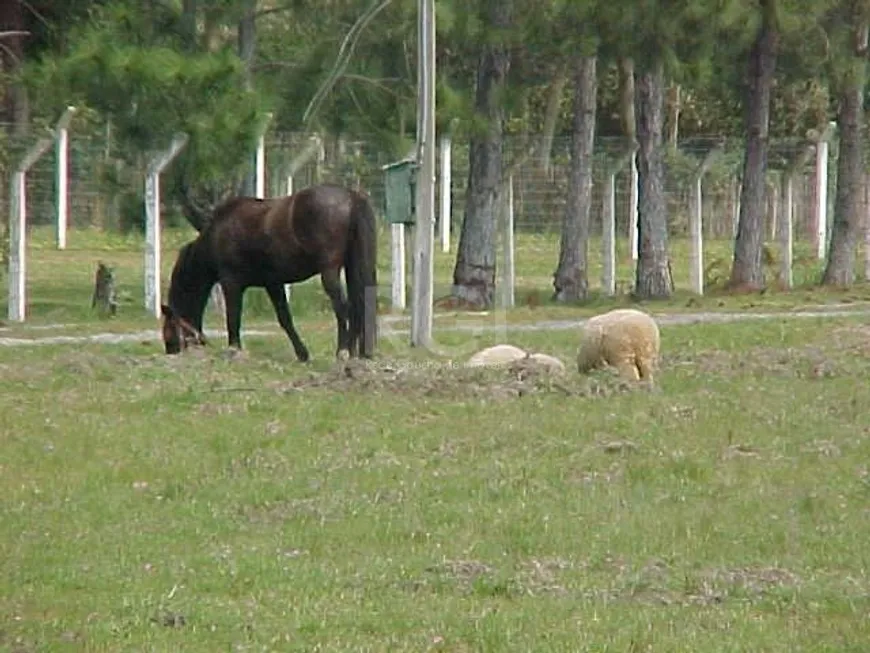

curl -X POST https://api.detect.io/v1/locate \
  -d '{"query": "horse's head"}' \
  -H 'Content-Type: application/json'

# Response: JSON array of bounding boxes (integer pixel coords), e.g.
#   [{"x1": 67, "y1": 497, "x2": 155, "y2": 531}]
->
[{"x1": 161, "y1": 303, "x2": 208, "y2": 354}]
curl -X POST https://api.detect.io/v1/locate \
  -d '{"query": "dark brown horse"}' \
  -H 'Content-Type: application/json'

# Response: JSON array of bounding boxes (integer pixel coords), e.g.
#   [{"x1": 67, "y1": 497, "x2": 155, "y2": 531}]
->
[{"x1": 160, "y1": 183, "x2": 378, "y2": 360}]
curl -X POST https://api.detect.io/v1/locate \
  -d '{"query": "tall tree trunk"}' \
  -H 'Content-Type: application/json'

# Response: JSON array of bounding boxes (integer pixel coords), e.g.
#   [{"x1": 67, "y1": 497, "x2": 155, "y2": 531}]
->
[
  {"x1": 537, "y1": 63, "x2": 568, "y2": 175},
  {"x1": 238, "y1": 0, "x2": 257, "y2": 196},
  {"x1": 618, "y1": 58, "x2": 636, "y2": 140},
  {"x1": 0, "y1": 0, "x2": 28, "y2": 136},
  {"x1": 729, "y1": 0, "x2": 778, "y2": 290},
  {"x1": 553, "y1": 55, "x2": 597, "y2": 302},
  {"x1": 633, "y1": 58, "x2": 673, "y2": 299},
  {"x1": 822, "y1": 17, "x2": 868, "y2": 286},
  {"x1": 451, "y1": 0, "x2": 512, "y2": 308},
  {"x1": 181, "y1": 0, "x2": 198, "y2": 51},
  {"x1": 203, "y1": 8, "x2": 221, "y2": 51},
  {"x1": 665, "y1": 83, "x2": 681, "y2": 148}
]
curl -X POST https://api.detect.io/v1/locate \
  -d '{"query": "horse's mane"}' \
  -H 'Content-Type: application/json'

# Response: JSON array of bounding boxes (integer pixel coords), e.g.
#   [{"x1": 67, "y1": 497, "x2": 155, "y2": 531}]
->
[{"x1": 209, "y1": 195, "x2": 270, "y2": 228}]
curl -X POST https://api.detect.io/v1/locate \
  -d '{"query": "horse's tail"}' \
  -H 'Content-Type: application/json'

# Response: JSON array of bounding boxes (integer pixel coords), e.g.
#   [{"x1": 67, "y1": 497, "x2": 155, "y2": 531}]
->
[{"x1": 345, "y1": 192, "x2": 378, "y2": 358}]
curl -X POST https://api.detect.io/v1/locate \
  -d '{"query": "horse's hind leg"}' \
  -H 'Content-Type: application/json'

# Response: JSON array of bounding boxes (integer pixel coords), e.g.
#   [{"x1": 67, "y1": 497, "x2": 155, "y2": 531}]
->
[
  {"x1": 265, "y1": 284, "x2": 309, "y2": 362},
  {"x1": 320, "y1": 268, "x2": 351, "y2": 359}
]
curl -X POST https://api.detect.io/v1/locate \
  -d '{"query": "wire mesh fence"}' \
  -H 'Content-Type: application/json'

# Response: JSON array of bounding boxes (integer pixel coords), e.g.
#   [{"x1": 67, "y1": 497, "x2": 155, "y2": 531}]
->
[
  {"x1": 0, "y1": 121, "x2": 856, "y2": 317},
  {"x1": 0, "y1": 125, "x2": 835, "y2": 237}
]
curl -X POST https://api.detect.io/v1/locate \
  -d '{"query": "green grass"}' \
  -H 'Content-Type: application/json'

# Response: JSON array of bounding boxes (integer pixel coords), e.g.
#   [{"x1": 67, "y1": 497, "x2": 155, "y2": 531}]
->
[
  {"x1": 4, "y1": 225, "x2": 870, "y2": 341},
  {"x1": 3, "y1": 312, "x2": 870, "y2": 651}
]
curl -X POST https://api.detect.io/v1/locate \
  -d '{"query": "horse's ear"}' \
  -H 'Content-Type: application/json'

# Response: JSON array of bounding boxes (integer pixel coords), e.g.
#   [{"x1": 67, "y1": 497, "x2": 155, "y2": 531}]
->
[{"x1": 161, "y1": 304, "x2": 173, "y2": 318}]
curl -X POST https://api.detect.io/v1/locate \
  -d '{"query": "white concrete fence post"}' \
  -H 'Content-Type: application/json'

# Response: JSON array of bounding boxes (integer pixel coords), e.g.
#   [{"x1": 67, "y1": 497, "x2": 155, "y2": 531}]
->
[
  {"x1": 144, "y1": 133, "x2": 189, "y2": 318},
  {"x1": 7, "y1": 106, "x2": 77, "y2": 322},
  {"x1": 629, "y1": 151, "x2": 639, "y2": 261},
  {"x1": 689, "y1": 144, "x2": 724, "y2": 296},
  {"x1": 7, "y1": 135, "x2": 53, "y2": 322},
  {"x1": 499, "y1": 175, "x2": 515, "y2": 309},
  {"x1": 779, "y1": 143, "x2": 816, "y2": 289},
  {"x1": 602, "y1": 140, "x2": 638, "y2": 296},
  {"x1": 439, "y1": 135, "x2": 451, "y2": 254},
  {"x1": 814, "y1": 121, "x2": 837, "y2": 260},
  {"x1": 55, "y1": 106, "x2": 76, "y2": 250}
]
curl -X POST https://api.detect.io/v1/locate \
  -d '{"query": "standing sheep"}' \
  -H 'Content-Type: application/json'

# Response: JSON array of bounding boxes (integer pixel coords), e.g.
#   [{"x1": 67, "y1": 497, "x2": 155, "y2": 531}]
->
[{"x1": 576, "y1": 308, "x2": 660, "y2": 382}]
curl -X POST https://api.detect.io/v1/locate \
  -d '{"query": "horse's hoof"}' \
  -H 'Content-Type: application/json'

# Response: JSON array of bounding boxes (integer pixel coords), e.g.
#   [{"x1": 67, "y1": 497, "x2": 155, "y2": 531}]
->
[
  {"x1": 296, "y1": 349, "x2": 310, "y2": 363},
  {"x1": 221, "y1": 347, "x2": 246, "y2": 361},
  {"x1": 336, "y1": 349, "x2": 350, "y2": 362}
]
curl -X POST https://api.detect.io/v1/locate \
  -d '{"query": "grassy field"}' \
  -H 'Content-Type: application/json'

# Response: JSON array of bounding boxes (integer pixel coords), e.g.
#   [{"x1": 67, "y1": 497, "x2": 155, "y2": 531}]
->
[
  {"x1": 4, "y1": 225, "x2": 870, "y2": 651},
  {"x1": 4, "y1": 225, "x2": 870, "y2": 342},
  {"x1": 3, "y1": 311, "x2": 870, "y2": 651}
]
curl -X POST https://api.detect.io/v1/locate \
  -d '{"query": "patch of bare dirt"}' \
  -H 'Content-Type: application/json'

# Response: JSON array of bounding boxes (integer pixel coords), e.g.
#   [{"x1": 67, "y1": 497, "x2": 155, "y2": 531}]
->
[
  {"x1": 683, "y1": 566, "x2": 801, "y2": 605},
  {"x1": 421, "y1": 558, "x2": 572, "y2": 597},
  {"x1": 239, "y1": 497, "x2": 327, "y2": 525},
  {"x1": 271, "y1": 357, "x2": 642, "y2": 402},
  {"x1": 581, "y1": 560, "x2": 801, "y2": 607}
]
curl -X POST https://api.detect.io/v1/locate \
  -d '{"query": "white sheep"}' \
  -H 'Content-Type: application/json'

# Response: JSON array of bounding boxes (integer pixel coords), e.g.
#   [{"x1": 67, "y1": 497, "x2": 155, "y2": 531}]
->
[
  {"x1": 526, "y1": 352, "x2": 566, "y2": 374},
  {"x1": 467, "y1": 345, "x2": 567, "y2": 374},
  {"x1": 576, "y1": 308, "x2": 660, "y2": 382},
  {"x1": 467, "y1": 344, "x2": 528, "y2": 368}
]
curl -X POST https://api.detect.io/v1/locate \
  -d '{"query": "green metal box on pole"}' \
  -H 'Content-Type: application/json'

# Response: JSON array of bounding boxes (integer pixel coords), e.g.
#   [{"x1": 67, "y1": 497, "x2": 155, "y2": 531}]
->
[{"x1": 382, "y1": 158, "x2": 418, "y2": 225}]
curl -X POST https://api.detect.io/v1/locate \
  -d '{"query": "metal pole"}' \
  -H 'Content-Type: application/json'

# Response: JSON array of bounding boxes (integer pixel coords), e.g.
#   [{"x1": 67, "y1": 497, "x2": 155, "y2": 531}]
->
[{"x1": 410, "y1": 0, "x2": 436, "y2": 347}]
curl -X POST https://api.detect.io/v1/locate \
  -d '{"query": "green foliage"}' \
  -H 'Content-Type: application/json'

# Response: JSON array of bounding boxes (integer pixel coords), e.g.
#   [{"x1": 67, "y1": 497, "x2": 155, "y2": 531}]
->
[{"x1": 22, "y1": 1, "x2": 269, "y2": 208}]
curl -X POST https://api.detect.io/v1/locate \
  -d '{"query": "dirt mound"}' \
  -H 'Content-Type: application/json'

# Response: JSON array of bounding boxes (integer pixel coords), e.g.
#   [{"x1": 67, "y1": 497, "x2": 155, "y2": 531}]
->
[{"x1": 273, "y1": 357, "x2": 642, "y2": 401}]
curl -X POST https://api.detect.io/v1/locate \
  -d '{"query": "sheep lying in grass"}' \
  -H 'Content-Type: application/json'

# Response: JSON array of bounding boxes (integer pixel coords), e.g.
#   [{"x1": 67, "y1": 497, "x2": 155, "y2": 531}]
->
[
  {"x1": 467, "y1": 344, "x2": 528, "y2": 367},
  {"x1": 576, "y1": 308, "x2": 660, "y2": 383},
  {"x1": 525, "y1": 352, "x2": 566, "y2": 373},
  {"x1": 467, "y1": 345, "x2": 566, "y2": 374}
]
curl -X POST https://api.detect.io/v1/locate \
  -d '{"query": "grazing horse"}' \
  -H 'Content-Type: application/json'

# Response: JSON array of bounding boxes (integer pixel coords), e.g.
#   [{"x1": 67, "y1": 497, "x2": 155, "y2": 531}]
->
[{"x1": 160, "y1": 183, "x2": 378, "y2": 360}]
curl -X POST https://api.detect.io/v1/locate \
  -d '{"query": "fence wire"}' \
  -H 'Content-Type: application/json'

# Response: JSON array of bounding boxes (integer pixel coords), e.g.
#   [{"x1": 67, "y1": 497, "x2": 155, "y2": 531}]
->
[
  {"x1": 0, "y1": 123, "x2": 855, "y2": 305},
  {"x1": 0, "y1": 126, "x2": 838, "y2": 241}
]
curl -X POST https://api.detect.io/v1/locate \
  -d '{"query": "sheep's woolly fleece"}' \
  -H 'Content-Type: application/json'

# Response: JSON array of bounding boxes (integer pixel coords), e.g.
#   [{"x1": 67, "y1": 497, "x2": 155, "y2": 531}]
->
[
  {"x1": 467, "y1": 344, "x2": 566, "y2": 373},
  {"x1": 576, "y1": 308, "x2": 660, "y2": 382}
]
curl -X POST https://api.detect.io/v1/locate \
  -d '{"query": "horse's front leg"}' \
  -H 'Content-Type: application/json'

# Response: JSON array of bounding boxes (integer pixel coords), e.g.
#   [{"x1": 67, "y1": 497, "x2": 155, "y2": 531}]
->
[
  {"x1": 220, "y1": 280, "x2": 245, "y2": 350},
  {"x1": 265, "y1": 283, "x2": 309, "y2": 362}
]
